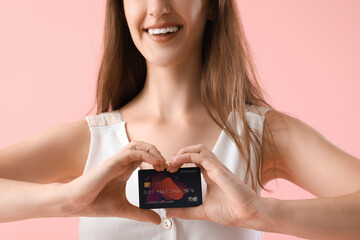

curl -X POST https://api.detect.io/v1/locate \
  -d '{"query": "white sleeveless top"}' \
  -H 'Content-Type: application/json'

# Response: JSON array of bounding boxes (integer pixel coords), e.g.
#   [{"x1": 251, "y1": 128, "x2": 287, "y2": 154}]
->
[{"x1": 79, "y1": 105, "x2": 270, "y2": 240}]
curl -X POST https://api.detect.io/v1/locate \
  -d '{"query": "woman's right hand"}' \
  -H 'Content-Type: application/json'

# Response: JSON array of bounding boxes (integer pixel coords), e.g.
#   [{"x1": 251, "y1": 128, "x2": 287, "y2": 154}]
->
[{"x1": 63, "y1": 140, "x2": 168, "y2": 225}]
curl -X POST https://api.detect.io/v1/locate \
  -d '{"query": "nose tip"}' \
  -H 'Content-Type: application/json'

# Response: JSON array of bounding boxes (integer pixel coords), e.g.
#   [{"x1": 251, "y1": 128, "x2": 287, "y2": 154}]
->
[{"x1": 148, "y1": 0, "x2": 171, "y2": 17}]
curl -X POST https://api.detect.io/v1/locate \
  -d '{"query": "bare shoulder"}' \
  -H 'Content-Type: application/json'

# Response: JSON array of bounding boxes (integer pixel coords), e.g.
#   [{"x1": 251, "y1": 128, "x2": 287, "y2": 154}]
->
[{"x1": 0, "y1": 118, "x2": 90, "y2": 183}]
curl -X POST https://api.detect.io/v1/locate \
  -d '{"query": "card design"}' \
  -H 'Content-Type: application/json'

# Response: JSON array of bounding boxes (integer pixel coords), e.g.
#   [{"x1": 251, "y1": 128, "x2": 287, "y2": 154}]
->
[{"x1": 138, "y1": 167, "x2": 203, "y2": 209}]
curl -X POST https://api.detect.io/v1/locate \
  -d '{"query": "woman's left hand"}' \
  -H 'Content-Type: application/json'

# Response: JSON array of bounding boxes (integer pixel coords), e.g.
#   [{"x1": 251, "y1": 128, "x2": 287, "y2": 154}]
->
[{"x1": 165, "y1": 144, "x2": 266, "y2": 229}]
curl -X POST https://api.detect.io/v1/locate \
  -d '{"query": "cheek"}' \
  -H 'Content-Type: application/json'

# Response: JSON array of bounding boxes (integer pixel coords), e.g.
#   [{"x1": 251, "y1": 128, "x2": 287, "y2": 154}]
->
[
  {"x1": 123, "y1": 2, "x2": 145, "y2": 45},
  {"x1": 179, "y1": 0, "x2": 208, "y2": 40},
  {"x1": 188, "y1": 0, "x2": 207, "y2": 22}
]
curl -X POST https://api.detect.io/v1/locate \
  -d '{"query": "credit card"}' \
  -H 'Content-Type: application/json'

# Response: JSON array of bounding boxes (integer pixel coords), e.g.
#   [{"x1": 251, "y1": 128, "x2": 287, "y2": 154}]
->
[{"x1": 138, "y1": 167, "x2": 203, "y2": 209}]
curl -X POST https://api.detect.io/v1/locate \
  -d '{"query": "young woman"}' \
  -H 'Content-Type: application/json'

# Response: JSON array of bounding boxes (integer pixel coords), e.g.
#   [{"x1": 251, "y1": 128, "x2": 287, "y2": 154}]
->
[{"x1": 1, "y1": 0, "x2": 359, "y2": 239}]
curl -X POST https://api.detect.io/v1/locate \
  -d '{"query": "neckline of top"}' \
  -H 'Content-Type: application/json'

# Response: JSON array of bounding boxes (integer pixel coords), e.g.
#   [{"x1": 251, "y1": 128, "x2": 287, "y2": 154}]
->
[{"x1": 116, "y1": 110, "x2": 231, "y2": 156}]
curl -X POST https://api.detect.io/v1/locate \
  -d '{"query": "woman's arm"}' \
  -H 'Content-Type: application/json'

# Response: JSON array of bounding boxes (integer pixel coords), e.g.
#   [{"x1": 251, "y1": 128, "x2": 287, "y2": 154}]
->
[
  {"x1": 0, "y1": 119, "x2": 89, "y2": 184},
  {"x1": 262, "y1": 110, "x2": 360, "y2": 198},
  {"x1": 257, "y1": 110, "x2": 360, "y2": 239},
  {"x1": 0, "y1": 140, "x2": 167, "y2": 225},
  {"x1": 0, "y1": 120, "x2": 88, "y2": 222},
  {"x1": 0, "y1": 179, "x2": 74, "y2": 222},
  {"x1": 256, "y1": 191, "x2": 360, "y2": 240}
]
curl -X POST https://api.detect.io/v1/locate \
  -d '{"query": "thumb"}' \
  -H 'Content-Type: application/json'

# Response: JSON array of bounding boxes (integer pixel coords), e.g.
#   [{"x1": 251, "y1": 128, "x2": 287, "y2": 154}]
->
[
  {"x1": 165, "y1": 206, "x2": 206, "y2": 220},
  {"x1": 121, "y1": 202, "x2": 162, "y2": 225}
]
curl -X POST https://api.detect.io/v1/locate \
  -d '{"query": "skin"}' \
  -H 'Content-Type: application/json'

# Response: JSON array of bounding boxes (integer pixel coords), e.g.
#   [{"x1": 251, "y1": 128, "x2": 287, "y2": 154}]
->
[
  {"x1": 121, "y1": 0, "x2": 222, "y2": 169},
  {"x1": 0, "y1": 0, "x2": 359, "y2": 238},
  {"x1": 122, "y1": 0, "x2": 207, "y2": 123}
]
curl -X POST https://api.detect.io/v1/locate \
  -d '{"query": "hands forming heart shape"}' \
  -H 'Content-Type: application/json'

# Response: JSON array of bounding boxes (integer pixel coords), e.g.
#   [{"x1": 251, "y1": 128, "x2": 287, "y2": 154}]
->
[{"x1": 63, "y1": 140, "x2": 266, "y2": 229}]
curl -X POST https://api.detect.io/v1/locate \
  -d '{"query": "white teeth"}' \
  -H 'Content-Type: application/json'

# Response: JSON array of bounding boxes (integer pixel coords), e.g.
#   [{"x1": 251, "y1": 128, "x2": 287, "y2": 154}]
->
[{"x1": 147, "y1": 26, "x2": 180, "y2": 35}]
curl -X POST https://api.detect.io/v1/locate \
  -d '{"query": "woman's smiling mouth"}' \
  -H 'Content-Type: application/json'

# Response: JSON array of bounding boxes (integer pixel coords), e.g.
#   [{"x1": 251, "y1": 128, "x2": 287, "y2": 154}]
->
[{"x1": 144, "y1": 24, "x2": 183, "y2": 43}]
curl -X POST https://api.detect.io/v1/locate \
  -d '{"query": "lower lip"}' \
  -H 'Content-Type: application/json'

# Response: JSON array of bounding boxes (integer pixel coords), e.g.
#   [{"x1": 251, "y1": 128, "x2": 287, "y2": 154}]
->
[{"x1": 145, "y1": 29, "x2": 181, "y2": 43}]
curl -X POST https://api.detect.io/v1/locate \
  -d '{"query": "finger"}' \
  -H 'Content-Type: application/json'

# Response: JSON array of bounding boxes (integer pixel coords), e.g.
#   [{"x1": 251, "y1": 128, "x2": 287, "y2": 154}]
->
[
  {"x1": 132, "y1": 150, "x2": 166, "y2": 171},
  {"x1": 165, "y1": 206, "x2": 207, "y2": 221},
  {"x1": 106, "y1": 151, "x2": 162, "y2": 177},
  {"x1": 128, "y1": 140, "x2": 166, "y2": 161},
  {"x1": 124, "y1": 149, "x2": 166, "y2": 171},
  {"x1": 170, "y1": 153, "x2": 243, "y2": 194},
  {"x1": 120, "y1": 202, "x2": 162, "y2": 225},
  {"x1": 167, "y1": 153, "x2": 217, "y2": 173},
  {"x1": 128, "y1": 141, "x2": 168, "y2": 170},
  {"x1": 105, "y1": 149, "x2": 166, "y2": 181},
  {"x1": 174, "y1": 144, "x2": 209, "y2": 156}
]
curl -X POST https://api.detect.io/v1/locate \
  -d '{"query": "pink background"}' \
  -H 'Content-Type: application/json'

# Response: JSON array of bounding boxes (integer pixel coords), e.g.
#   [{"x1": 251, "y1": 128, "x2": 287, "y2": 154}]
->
[{"x1": 0, "y1": 0, "x2": 359, "y2": 239}]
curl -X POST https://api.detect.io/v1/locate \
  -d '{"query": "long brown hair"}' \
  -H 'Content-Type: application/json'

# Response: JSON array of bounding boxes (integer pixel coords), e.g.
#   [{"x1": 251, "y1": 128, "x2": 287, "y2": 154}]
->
[{"x1": 87, "y1": 0, "x2": 278, "y2": 193}]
